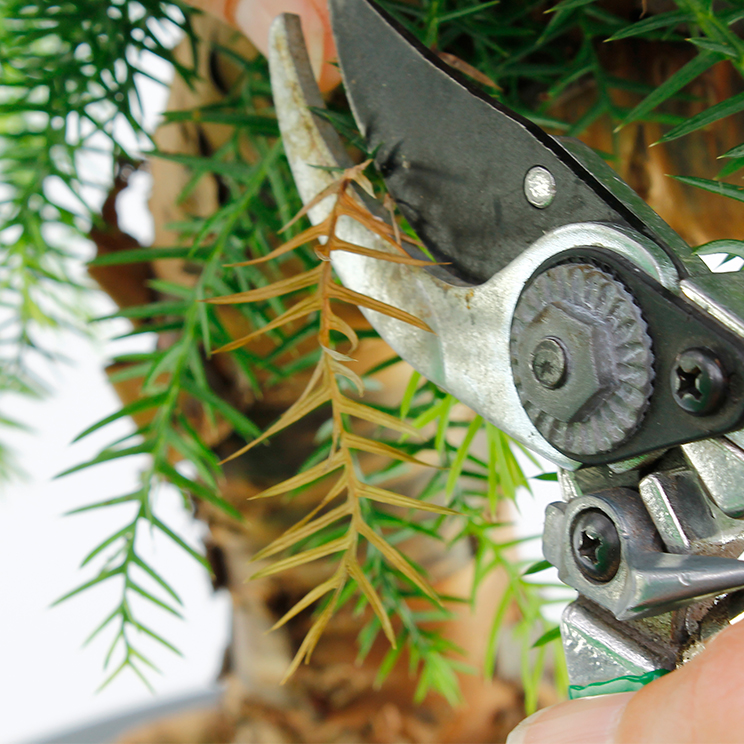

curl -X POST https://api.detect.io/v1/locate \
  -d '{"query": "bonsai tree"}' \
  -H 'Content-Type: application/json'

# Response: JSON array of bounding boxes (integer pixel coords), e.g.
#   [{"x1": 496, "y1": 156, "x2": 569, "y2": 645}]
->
[{"x1": 3, "y1": 0, "x2": 744, "y2": 740}]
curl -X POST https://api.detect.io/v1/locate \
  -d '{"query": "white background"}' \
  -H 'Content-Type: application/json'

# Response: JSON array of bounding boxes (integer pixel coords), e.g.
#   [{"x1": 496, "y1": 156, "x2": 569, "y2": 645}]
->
[
  {"x1": 0, "y1": 321, "x2": 232, "y2": 744},
  {"x1": 0, "y1": 111, "x2": 234, "y2": 743}
]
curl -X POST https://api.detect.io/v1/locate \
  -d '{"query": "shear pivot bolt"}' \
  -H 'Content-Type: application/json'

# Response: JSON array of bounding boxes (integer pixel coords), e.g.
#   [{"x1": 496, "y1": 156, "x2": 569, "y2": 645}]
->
[
  {"x1": 524, "y1": 166, "x2": 556, "y2": 209},
  {"x1": 672, "y1": 348, "x2": 726, "y2": 416},
  {"x1": 511, "y1": 263, "x2": 653, "y2": 455},
  {"x1": 571, "y1": 509, "x2": 621, "y2": 583}
]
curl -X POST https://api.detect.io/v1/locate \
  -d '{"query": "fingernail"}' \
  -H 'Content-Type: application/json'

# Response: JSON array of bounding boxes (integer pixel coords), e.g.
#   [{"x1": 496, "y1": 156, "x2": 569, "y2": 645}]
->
[{"x1": 506, "y1": 692, "x2": 634, "y2": 744}]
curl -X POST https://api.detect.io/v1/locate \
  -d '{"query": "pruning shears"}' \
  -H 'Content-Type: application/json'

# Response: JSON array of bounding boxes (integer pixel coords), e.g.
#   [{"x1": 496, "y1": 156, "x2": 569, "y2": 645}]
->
[{"x1": 268, "y1": 0, "x2": 744, "y2": 698}]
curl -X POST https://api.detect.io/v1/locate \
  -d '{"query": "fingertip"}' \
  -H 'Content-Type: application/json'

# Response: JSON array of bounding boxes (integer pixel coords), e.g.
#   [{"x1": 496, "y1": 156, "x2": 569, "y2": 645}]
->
[
  {"x1": 507, "y1": 621, "x2": 744, "y2": 744},
  {"x1": 616, "y1": 620, "x2": 744, "y2": 743},
  {"x1": 309, "y1": 0, "x2": 341, "y2": 91},
  {"x1": 230, "y1": 0, "x2": 338, "y2": 89},
  {"x1": 317, "y1": 59, "x2": 342, "y2": 92},
  {"x1": 506, "y1": 694, "x2": 634, "y2": 744}
]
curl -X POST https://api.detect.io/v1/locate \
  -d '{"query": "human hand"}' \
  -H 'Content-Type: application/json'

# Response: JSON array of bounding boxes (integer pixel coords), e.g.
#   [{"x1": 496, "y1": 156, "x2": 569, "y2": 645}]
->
[
  {"x1": 185, "y1": 0, "x2": 340, "y2": 90},
  {"x1": 507, "y1": 619, "x2": 744, "y2": 743}
]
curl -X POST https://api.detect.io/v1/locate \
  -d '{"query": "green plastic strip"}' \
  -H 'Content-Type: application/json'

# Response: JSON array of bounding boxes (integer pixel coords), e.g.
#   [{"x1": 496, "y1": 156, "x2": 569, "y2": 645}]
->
[{"x1": 568, "y1": 669, "x2": 670, "y2": 700}]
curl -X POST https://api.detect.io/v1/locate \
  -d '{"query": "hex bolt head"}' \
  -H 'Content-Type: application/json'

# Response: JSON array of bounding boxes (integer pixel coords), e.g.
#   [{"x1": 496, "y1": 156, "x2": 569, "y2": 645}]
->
[
  {"x1": 671, "y1": 348, "x2": 727, "y2": 416},
  {"x1": 511, "y1": 263, "x2": 653, "y2": 455},
  {"x1": 531, "y1": 337, "x2": 568, "y2": 389},
  {"x1": 524, "y1": 166, "x2": 556, "y2": 209},
  {"x1": 571, "y1": 509, "x2": 621, "y2": 583}
]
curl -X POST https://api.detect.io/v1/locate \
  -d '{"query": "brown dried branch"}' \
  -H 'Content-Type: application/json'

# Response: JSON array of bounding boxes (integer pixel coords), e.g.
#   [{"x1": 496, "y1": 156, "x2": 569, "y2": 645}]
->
[{"x1": 206, "y1": 163, "x2": 455, "y2": 681}]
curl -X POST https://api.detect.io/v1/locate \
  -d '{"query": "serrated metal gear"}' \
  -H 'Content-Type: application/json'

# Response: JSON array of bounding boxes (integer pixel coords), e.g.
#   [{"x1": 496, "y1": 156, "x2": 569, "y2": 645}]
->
[{"x1": 511, "y1": 262, "x2": 654, "y2": 456}]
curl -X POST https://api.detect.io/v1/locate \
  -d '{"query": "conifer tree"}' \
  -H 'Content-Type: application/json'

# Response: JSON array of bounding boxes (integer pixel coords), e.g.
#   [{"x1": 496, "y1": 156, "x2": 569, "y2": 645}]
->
[{"x1": 3, "y1": 0, "x2": 744, "y2": 740}]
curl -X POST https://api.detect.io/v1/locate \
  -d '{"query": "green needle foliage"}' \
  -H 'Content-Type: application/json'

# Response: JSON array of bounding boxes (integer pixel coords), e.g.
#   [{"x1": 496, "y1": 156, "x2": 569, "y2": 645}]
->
[
  {"x1": 0, "y1": 0, "x2": 197, "y2": 479},
  {"x1": 4, "y1": 0, "x2": 744, "y2": 704},
  {"x1": 398, "y1": 380, "x2": 572, "y2": 707},
  {"x1": 55, "y1": 55, "x2": 318, "y2": 686}
]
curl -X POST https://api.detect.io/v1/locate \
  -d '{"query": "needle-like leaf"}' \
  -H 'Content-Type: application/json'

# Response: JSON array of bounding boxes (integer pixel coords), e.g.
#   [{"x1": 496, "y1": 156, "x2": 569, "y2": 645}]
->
[
  {"x1": 225, "y1": 219, "x2": 332, "y2": 266},
  {"x1": 671, "y1": 175, "x2": 744, "y2": 202},
  {"x1": 270, "y1": 575, "x2": 343, "y2": 631},
  {"x1": 250, "y1": 535, "x2": 352, "y2": 579},
  {"x1": 205, "y1": 266, "x2": 322, "y2": 304},
  {"x1": 360, "y1": 483, "x2": 460, "y2": 515},
  {"x1": 248, "y1": 451, "x2": 345, "y2": 500},
  {"x1": 330, "y1": 239, "x2": 436, "y2": 266},
  {"x1": 358, "y1": 521, "x2": 439, "y2": 602},
  {"x1": 657, "y1": 89, "x2": 744, "y2": 144},
  {"x1": 343, "y1": 432, "x2": 430, "y2": 465},
  {"x1": 213, "y1": 294, "x2": 321, "y2": 353},
  {"x1": 281, "y1": 588, "x2": 341, "y2": 683},
  {"x1": 252, "y1": 502, "x2": 351, "y2": 561},
  {"x1": 616, "y1": 52, "x2": 719, "y2": 131},
  {"x1": 338, "y1": 396, "x2": 422, "y2": 436},
  {"x1": 347, "y1": 558, "x2": 396, "y2": 645},
  {"x1": 327, "y1": 283, "x2": 433, "y2": 333},
  {"x1": 222, "y1": 386, "x2": 331, "y2": 462}
]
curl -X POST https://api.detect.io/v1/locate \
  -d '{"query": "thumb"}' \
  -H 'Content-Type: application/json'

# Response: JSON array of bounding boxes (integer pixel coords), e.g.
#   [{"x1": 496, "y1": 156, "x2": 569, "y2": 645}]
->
[{"x1": 507, "y1": 619, "x2": 744, "y2": 744}]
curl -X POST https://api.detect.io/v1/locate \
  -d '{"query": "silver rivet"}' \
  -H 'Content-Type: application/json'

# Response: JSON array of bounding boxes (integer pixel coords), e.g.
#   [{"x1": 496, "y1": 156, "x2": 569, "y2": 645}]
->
[{"x1": 524, "y1": 166, "x2": 556, "y2": 209}]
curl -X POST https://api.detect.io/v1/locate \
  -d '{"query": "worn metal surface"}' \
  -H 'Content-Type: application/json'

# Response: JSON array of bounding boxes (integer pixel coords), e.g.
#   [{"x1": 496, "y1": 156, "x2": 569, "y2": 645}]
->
[
  {"x1": 558, "y1": 469, "x2": 583, "y2": 502},
  {"x1": 530, "y1": 337, "x2": 568, "y2": 389},
  {"x1": 552, "y1": 456, "x2": 744, "y2": 687},
  {"x1": 511, "y1": 262, "x2": 654, "y2": 456},
  {"x1": 560, "y1": 601, "x2": 674, "y2": 687},
  {"x1": 270, "y1": 11, "x2": 744, "y2": 691},
  {"x1": 639, "y1": 472, "x2": 694, "y2": 554},
  {"x1": 682, "y1": 273, "x2": 744, "y2": 340},
  {"x1": 671, "y1": 348, "x2": 727, "y2": 416},
  {"x1": 328, "y1": 0, "x2": 701, "y2": 283},
  {"x1": 524, "y1": 166, "x2": 557, "y2": 209},
  {"x1": 268, "y1": 15, "x2": 353, "y2": 221},
  {"x1": 270, "y1": 6, "x2": 744, "y2": 470},
  {"x1": 544, "y1": 488, "x2": 744, "y2": 621},
  {"x1": 571, "y1": 509, "x2": 622, "y2": 582},
  {"x1": 638, "y1": 468, "x2": 744, "y2": 554},
  {"x1": 268, "y1": 14, "x2": 734, "y2": 467},
  {"x1": 683, "y1": 437, "x2": 744, "y2": 519}
]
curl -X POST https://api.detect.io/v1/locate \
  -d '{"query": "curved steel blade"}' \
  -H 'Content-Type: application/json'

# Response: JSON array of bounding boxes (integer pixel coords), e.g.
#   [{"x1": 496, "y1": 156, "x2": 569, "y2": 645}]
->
[{"x1": 329, "y1": 0, "x2": 695, "y2": 283}]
